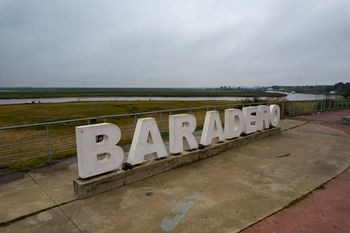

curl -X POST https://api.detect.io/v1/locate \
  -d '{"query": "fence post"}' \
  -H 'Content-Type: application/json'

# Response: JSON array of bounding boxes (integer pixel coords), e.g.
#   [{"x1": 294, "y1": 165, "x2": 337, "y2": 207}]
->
[
  {"x1": 314, "y1": 100, "x2": 318, "y2": 113},
  {"x1": 281, "y1": 101, "x2": 284, "y2": 118},
  {"x1": 134, "y1": 114, "x2": 137, "y2": 127},
  {"x1": 335, "y1": 99, "x2": 338, "y2": 110},
  {"x1": 322, "y1": 99, "x2": 325, "y2": 111},
  {"x1": 45, "y1": 124, "x2": 52, "y2": 164},
  {"x1": 159, "y1": 112, "x2": 163, "y2": 133}
]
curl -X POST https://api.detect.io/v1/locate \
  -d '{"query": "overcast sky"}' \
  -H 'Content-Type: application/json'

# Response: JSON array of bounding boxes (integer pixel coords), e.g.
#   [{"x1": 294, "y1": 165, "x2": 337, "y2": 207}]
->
[{"x1": 0, "y1": 0, "x2": 349, "y2": 87}]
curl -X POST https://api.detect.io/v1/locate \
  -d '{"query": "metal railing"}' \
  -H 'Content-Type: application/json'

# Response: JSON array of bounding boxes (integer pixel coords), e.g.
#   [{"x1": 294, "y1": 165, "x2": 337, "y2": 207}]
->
[{"x1": 0, "y1": 98, "x2": 349, "y2": 170}]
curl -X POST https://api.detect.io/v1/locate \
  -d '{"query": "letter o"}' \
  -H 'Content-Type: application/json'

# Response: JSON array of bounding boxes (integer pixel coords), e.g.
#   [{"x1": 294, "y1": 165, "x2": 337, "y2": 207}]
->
[{"x1": 269, "y1": 105, "x2": 280, "y2": 127}]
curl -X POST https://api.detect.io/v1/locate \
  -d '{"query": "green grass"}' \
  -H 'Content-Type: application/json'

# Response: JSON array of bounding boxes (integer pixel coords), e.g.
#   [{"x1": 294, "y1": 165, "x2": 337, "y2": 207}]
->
[
  {"x1": 0, "y1": 87, "x2": 286, "y2": 99},
  {"x1": 0, "y1": 100, "x2": 239, "y2": 126}
]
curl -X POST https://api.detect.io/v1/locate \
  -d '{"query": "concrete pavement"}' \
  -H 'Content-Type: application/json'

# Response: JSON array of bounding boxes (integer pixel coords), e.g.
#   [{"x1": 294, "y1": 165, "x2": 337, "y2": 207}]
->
[
  {"x1": 1, "y1": 117, "x2": 350, "y2": 232},
  {"x1": 242, "y1": 167, "x2": 350, "y2": 233},
  {"x1": 242, "y1": 109, "x2": 350, "y2": 233}
]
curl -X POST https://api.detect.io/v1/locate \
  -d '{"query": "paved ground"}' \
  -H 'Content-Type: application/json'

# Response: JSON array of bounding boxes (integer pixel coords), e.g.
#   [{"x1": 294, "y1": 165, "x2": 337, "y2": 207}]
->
[
  {"x1": 242, "y1": 167, "x2": 350, "y2": 233},
  {"x1": 294, "y1": 109, "x2": 350, "y2": 135},
  {"x1": 0, "y1": 113, "x2": 349, "y2": 233},
  {"x1": 243, "y1": 109, "x2": 350, "y2": 233}
]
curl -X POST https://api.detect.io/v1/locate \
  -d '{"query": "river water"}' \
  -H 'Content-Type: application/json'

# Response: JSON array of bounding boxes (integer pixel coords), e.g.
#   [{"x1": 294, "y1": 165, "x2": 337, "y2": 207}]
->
[{"x1": 0, "y1": 92, "x2": 339, "y2": 105}]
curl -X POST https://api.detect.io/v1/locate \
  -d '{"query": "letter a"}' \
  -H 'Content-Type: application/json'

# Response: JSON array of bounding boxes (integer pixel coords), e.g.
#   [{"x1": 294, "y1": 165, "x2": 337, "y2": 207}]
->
[
  {"x1": 200, "y1": 111, "x2": 224, "y2": 146},
  {"x1": 127, "y1": 118, "x2": 167, "y2": 165}
]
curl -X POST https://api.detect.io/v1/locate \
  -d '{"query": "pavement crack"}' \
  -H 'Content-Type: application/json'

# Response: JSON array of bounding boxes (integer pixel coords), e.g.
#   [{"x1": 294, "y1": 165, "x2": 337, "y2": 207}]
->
[
  {"x1": 27, "y1": 172, "x2": 58, "y2": 205},
  {"x1": 276, "y1": 153, "x2": 291, "y2": 158},
  {"x1": 18, "y1": 172, "x2": 83, "y2": 233}
]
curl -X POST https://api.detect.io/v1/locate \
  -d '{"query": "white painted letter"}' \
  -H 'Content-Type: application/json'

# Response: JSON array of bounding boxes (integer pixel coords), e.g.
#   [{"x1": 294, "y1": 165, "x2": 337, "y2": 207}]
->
[
  {"x1": 76, "y1": 123, "x2": 124, "y2": 179},
  {"x1": 224, "y1": 109, "x2": 243, "y2": 139},
  {"x1": 200, "y1": 111, "x2": 224, "y2": 146},
  {"x1": 270, "y1": 105, "x2": 280, "y2": 127},
  {"x1": 257, "y1": 105, "x2": 270, "y2": 131},
  {"x1": 169, "y1": 114, "x2": 198, "y2": 154},
  {"x1": 242, "y1": 106, "x2": 258, "y2": 134},
  {"x1": 127, "y1": 118, "x2": 167, "y2": 165}
]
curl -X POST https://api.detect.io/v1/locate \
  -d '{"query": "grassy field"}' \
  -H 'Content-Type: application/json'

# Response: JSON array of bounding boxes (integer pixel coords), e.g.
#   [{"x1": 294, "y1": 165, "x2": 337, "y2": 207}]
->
[
  {"x1": 0, "y1": 100, "x2": 247, "y2": 172},
  {"x1": 0, "y1": 87, "x2": 286, "y2": 99},
  {"x1": 0, "y1": 100, "x2": 241, "y2": 126}
]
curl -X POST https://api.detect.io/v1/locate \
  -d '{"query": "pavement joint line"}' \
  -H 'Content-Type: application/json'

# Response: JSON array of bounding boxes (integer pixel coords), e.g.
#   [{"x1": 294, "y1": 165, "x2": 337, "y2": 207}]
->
[
  {"x1": 0, "y1": 173, "x2": 83, "y2": 232},
  {"x1": 27, "y1": 172, "x2": 59, "y2": 206},
  {"x1": 57, "y1": 206, "x2": 83, "y2": 233},
  {"x1": 26, "y1": 172, "x2": 83, "y2": 233},
  {"x1": 237, "y1": 165, "x2": 350, "y2": 233},
  {"x1": 281, "y1": 121, "x2": 308, "y2": 132},
  {"x1": 0, "y1": 197, "x2": 78, "y2": 227}
]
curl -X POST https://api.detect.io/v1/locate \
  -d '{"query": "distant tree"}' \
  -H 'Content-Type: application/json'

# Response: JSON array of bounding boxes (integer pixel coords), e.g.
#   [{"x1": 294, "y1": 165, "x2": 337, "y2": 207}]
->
[
  {"x1": 344, "y1": 90, "x2": 350, "y2": 98},
  {"x1": 334, "y1": 82, "x2": 346, "y2": 94}
]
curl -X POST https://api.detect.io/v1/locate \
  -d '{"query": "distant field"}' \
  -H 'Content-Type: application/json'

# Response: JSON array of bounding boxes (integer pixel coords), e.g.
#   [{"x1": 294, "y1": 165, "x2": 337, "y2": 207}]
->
[
  {"x1": 0, "y1": 87, "x2": 286, "y2": 99},
  {"x1": 0, "y1": 100, "x2": 239, "y2": 126}
]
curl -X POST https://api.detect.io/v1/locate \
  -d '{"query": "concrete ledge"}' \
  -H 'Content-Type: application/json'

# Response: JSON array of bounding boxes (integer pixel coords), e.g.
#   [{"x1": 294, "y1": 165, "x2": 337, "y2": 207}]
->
[
  {"x1": 342, "y1": 116, "x2": 350, "y2": 124},
  {"x1": 74, "y1": 127, "x2": 281, "y2": 199}
]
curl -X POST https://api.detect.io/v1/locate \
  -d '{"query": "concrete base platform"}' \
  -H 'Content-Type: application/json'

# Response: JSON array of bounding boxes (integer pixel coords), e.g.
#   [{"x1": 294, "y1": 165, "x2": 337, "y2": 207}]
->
[{"x1": 74, "y1": 127, "x2": 281, "y2": 199}]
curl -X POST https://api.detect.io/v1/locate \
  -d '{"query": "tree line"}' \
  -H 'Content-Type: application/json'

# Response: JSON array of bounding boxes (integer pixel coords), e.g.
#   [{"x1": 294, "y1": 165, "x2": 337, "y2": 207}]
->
[{"x1": 270, "y1": 82, "x2": 350, "y2": 97}]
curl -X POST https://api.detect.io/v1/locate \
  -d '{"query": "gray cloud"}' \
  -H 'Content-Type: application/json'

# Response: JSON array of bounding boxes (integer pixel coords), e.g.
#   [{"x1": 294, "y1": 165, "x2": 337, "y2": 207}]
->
[{"x1": 0, "y1": 0, "x2": 349, "y2": 87}]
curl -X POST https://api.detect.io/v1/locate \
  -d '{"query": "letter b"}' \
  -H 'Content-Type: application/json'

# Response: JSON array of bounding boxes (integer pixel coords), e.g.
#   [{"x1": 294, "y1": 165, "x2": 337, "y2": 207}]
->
[{"x1": 76, "y1": 123, "x2": 124, "y2": 178}]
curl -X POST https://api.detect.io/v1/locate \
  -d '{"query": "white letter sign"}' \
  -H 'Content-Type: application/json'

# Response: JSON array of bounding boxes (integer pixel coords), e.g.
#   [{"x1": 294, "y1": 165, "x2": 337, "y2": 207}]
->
[
  {"x1": 257, "y1": 105, "x2": 270, "y2": 131},
  {"x1": 200, "y1": 111, "x2": 224, "y2": 146},
  {"x1": 269, "y1": 105, "x2": 281, "y2": 127},
  {"x1": 75, "y1": 123, "x2": 124, "y2": 178},
  {"x1": 75, "y1": 105, "x2": 281, "y2": 178},
  {"x1": 224, "y1": 108, "x2": 243, "y2": 139},
  {"x1": 242, "y1": 106, "x2": 258, "y2": 134},
  {"x1": 169, "y1": 114, "x2": 198, "y2": 154},
  {"x1": 127, "y1": 118, "x2": 167, "y2": 165}
]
